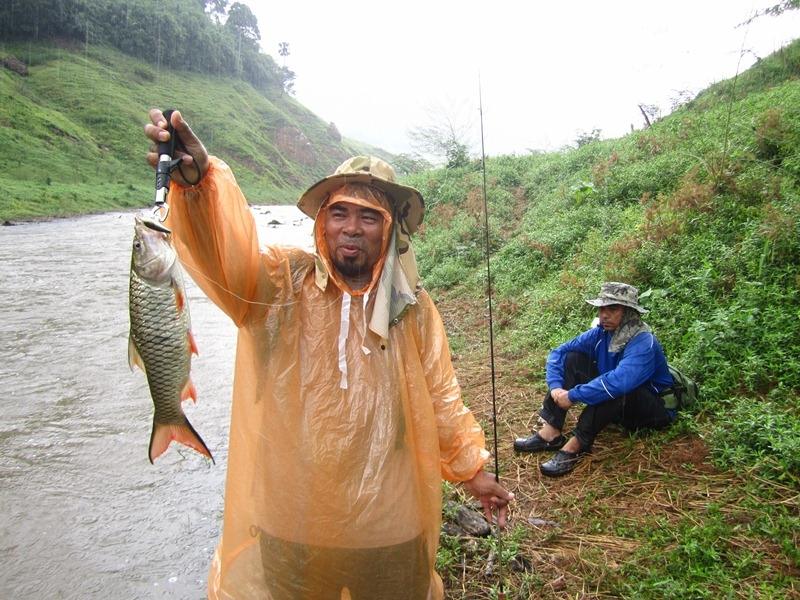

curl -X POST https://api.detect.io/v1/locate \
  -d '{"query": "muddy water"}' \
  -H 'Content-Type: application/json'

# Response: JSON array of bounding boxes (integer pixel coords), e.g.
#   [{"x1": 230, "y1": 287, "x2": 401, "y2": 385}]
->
[{"x1": 0, "y1": 206, "x2": 313, "y2": 599}]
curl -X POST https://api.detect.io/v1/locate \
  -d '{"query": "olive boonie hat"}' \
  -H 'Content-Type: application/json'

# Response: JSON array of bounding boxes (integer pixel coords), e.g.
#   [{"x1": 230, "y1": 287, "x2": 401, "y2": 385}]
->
[
  {"x1": 297, "y1": 156, "x2": 425, "y2": 234},
  {"x1": 586, "y1": 281, "x2": 648, "y2": 314}
]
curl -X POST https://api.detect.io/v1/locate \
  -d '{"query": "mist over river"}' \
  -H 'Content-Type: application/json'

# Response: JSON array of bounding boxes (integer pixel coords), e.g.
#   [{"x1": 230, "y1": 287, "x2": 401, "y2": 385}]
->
[{"x1": 0, "y1": 206, "x2": 313, "y2": 599}]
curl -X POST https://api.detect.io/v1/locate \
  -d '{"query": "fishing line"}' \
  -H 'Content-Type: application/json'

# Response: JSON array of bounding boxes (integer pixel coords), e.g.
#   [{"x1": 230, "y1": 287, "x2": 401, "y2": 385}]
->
[
  {"x1": 178, "y1": 261, "x2": 301, "y2": 308},
  {"x1": 478, "y1": 76, "x2": 506, "y2": 600}
]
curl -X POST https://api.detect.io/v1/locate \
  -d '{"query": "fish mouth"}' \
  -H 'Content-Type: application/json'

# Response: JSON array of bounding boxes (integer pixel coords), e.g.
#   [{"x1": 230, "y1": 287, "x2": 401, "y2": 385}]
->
[{"x1": 139, "y1": 217, "x2": 172, "y2": 234}]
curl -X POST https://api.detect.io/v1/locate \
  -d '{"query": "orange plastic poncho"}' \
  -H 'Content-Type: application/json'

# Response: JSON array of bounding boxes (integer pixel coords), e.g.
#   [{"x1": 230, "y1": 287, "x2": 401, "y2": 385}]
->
[{"x1": 166, "y1": 158, "x2": 489, "y2": 600}]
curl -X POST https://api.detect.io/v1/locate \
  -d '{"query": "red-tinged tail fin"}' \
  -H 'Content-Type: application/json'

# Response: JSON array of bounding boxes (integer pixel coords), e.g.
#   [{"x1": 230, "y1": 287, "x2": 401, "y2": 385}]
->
[
  {"x1": 181, "y1": 378, "x2": 198, "y2": 404},
  {"x1": 148, "y1": 419, "x2": 214, "y2": 464}
]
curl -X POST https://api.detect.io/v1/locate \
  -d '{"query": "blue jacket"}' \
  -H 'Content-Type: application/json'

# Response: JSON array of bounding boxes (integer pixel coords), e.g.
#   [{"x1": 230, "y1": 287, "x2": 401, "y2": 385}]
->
[{"x1": 546, "y1": 325, "x2": 673, "y2": 405}]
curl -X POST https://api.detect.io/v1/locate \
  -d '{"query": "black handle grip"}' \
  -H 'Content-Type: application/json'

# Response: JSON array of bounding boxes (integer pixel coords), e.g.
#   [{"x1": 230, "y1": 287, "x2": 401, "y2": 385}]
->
[
  {"x1": 157, "y1": 108, "x2": 176, "y2": 159},
  {"x1": 155, "y1": 108, "x2": 177, "y2": 203}
]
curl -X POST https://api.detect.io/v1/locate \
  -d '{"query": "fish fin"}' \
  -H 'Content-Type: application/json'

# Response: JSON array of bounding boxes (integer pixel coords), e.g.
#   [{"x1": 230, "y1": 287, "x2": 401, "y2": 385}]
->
[
  {"x1": 148, "y1": 419, "x2": 214, "y2": 464},
  {"x1": 128, "y1": 336, "x2": 146, "y2": 372},
  {"x1": 188, "y1": 331, "x2": 199, "y2": 356},
  {"x1": 172, "y1": 278, "x2": 185, "y2": 312},
  {"x1": 181, "y1": 378, "x2": 198, "y2": 404}
]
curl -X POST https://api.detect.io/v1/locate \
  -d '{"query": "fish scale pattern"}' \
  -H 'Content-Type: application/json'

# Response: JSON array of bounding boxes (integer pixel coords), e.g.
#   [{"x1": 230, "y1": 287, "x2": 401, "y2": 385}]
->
[{"x1": 129, "y1": 269, "x2": 192, "y2": 425}]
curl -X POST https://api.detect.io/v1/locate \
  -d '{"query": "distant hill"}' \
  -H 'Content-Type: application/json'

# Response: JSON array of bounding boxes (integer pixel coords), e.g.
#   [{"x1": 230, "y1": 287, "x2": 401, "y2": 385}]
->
[{"x1": 0, "y1": 41, "x2": 392, "y2": 221}]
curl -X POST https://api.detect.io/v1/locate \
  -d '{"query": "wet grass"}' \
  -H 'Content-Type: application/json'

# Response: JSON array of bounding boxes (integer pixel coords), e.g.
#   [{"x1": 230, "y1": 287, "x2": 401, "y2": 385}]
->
[
  {"x1": 437, "y1": 294, "x2": 800, "y2": 599},
  {"x1": 0, "y1": 41, "x2": 377, "y2": 222}
]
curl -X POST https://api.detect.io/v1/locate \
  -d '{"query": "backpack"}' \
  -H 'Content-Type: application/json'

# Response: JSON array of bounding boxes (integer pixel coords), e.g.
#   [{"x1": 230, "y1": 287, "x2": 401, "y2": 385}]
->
[{"x1": 662, "y1": 365, "x2": 699, "y2": 410}]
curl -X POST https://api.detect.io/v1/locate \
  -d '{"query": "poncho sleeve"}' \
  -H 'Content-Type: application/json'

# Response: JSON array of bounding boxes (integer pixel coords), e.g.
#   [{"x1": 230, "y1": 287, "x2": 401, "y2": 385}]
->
[
  {"x1": 414, "y1": 292, "x2": 489, "y2": 483},
  {"x1": 165, "y1": 157, "x2": 277, "y2": 327}
]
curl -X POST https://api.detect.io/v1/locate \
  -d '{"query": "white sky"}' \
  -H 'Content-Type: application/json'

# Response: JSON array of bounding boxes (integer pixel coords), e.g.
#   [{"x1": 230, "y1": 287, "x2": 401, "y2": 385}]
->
[{"x1": 243, "y1": 1, "x2": 800, "y2": 157}]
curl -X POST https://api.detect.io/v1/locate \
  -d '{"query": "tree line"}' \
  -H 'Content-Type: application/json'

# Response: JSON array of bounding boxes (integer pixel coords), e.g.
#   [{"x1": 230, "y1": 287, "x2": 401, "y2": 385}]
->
[{"x1": 0, "y1": 0, "x2": 294, "y2": 94}]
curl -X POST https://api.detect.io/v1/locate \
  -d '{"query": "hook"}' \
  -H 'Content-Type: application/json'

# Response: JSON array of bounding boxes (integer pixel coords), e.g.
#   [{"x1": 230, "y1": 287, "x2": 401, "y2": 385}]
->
[{"x1": 153, "y1": 203, "x2": 169, "y2": 223}]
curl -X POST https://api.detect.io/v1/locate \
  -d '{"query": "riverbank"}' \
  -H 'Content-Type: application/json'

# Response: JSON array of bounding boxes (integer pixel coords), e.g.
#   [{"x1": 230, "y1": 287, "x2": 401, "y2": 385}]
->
[
  {"x1": 0, "y1": 40, "x2": 374, "y2": 224},
  {"x1": 436, "y1": 292, "x2": 799, "y2": 599}
]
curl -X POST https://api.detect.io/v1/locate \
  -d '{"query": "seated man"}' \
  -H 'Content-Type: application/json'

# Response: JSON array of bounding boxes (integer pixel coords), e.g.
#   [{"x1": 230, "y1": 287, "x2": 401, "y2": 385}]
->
[{"x1": 514, "y1": 282, "x2": 676, "y2": 476}]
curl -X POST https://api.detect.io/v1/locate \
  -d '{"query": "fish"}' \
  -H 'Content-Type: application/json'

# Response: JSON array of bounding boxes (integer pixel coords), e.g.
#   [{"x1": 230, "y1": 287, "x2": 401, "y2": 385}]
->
[{"x1": 128, "y1": 215, "x2": 214, "y2": 464}]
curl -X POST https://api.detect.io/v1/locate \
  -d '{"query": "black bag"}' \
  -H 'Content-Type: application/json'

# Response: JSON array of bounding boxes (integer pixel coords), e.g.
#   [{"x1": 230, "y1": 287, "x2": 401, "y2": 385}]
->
[{"x1": 662, "y1": 365, "x2": 699, "y2": 410}]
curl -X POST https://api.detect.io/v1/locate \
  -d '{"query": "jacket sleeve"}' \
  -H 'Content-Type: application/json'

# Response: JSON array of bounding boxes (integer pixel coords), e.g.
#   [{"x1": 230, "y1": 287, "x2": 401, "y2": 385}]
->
[
  {"x1": 415, "y1": 292, "x2": 489, "y2": 483},
  {"x1": 568, "y1": 332, "x2": 657, "y2": 405},
  {"x1": 545, "y1": 328, "x2": 600, "y2": 390},
  {"x1": 165, "y1": 157, "x2": 275, "y2": 327}
]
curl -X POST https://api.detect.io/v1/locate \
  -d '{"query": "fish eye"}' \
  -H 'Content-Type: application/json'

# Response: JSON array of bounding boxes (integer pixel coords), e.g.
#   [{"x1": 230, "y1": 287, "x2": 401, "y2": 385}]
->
[{"x1": 134, "y1": 241, "x2": 142, "y2": 250}]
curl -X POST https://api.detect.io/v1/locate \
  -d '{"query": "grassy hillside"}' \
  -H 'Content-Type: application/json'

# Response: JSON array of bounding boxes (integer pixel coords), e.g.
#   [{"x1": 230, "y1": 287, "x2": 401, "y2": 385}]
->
[
  {"x1": 408, "y1": 40, "x2": 800, "y2": 598},
  {"x1": 0, "y1": 41, "x2": 386, "y2": 221}
]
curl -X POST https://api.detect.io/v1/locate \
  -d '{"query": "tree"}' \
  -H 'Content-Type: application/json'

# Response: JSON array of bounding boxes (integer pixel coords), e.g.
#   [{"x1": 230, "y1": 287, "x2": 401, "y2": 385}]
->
[
  {"x1": 574, "y1": 128, "x2": 601, "y2": 147},
  {"x1": 741, "y1": 0, "x2": 799, "y2": 23},
  {"x1": 201, "y1": 0, "x2": 228, "y2": 22},
  {"x1": 278, "y1": 41, "x2": 289, "y2": 66},
  {"x1": 407, "y1": 100, "x2": 474, "y2": 168},
  {"x1": 225, "y1": 2, "x2": 260, "y2": 44},
  {"x1": 280, "y1": 65, "x2": 296, "y2": 95},
  {"x1": 637, "y1": 103, "x2": 661, "y2": 128}
]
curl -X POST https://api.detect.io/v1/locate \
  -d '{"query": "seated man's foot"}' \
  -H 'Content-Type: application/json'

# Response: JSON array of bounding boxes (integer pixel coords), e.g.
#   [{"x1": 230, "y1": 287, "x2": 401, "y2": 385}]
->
[
  {"x1": 513, "y1": 433, "x2": 567, "y2": 453},
  {"x1": 539, "y1": 449, "x2": 588, "y2": 477}
]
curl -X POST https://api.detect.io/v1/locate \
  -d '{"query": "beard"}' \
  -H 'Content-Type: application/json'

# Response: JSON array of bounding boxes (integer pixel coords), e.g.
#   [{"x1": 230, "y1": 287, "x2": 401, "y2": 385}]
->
[{"x1": 332, "y1": 255, "x2": 369, "y2": 279}]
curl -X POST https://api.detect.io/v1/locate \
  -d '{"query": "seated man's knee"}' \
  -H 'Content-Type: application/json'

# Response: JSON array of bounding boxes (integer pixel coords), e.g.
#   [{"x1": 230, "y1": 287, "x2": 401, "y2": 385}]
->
[{"x1": 564, "y1": 351, "x2": 595, "y2": 382}]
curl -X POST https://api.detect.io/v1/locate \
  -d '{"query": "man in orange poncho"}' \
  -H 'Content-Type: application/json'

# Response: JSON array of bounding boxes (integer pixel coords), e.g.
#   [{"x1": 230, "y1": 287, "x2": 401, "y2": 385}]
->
[{"x1": 144, "y1": 109, "x2": 513, "y2": 600}]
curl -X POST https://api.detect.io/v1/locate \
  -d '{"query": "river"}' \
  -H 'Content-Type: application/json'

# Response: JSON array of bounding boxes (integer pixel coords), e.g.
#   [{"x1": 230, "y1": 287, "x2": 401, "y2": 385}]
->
[{"x1": 0, "y1": 206, "x2": 313, "y2": 599}]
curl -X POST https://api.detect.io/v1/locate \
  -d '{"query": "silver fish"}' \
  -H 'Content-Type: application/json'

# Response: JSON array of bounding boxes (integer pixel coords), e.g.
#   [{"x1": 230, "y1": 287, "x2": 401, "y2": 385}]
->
[{"x1": 128, "y1": 215, "x2": 213, "y2": 464}]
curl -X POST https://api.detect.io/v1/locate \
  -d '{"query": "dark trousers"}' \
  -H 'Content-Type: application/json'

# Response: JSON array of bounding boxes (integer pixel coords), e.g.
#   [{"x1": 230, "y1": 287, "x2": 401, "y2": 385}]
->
[
  {"x1": 540, "y1": 352, "x2": 673, "y2": 451},
  {"x1": 258, "y1": 531, "x2": 430, "y2": 600}
]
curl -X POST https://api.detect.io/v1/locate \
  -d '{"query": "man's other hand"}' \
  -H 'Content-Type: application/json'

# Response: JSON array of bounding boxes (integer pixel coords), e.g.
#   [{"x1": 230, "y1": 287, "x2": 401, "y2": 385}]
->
[{"x1": 463, "y1": 470, "x2": 514, "y2": 528}]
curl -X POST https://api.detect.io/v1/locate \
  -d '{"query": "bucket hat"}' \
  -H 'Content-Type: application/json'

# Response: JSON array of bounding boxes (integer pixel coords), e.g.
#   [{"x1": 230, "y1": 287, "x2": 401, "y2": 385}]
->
[
  {"x1": 297, "y1": 156, "x2": 425, "y2": 234},
  {"x1": 585, "y1": 281, "x2": 648, "y2": 314}
]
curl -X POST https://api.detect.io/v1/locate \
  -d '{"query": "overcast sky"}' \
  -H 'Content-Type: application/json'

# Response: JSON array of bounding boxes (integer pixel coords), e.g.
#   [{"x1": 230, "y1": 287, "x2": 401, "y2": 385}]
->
[{"x1": 244, "y1": 1, "x2": 800, "y2": 158}]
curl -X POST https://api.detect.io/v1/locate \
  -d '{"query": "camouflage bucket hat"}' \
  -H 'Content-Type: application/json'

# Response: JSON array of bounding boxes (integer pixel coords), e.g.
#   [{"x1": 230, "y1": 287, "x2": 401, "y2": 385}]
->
[
  {"x1": 585, "y1": 281, "x2": 648, "y2": 314},
  {"x1": 297, "y1": 156, "x2": 425, "y2": 234}
]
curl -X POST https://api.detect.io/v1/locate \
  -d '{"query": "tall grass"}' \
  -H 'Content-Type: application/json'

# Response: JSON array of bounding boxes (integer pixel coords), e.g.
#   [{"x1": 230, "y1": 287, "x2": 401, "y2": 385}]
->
[{"x1": 408, "y1": 39, "x2": 800, "y2": 482}]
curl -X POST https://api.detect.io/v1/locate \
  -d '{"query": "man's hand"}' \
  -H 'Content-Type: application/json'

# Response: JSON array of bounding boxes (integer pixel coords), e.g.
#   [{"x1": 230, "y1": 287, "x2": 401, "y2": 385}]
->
[
  {"x1": 463, "y1": 470, "x2": 514, "y2": 528},
  {"x1": 551, "y1": 387, "x2": 572, "y2": 410},
  {"x1": 144, "y1": 108, "x2": 210, "y2": 186}
]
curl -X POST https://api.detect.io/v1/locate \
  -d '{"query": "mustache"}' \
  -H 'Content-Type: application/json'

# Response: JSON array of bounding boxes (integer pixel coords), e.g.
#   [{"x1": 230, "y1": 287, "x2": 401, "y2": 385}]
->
[{"x1": 337, "y1": 236, "x2": 365, "y2": 249}]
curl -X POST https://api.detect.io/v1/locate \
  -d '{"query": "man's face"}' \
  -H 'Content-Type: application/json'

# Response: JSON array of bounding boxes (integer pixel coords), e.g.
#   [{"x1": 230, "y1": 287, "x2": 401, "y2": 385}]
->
[
  {"x1": 324, "y1": 201, "x2": 385, "y2": 287},
  {"x1": 598, "y1": 304, "x2": 625, "y2": 331}
]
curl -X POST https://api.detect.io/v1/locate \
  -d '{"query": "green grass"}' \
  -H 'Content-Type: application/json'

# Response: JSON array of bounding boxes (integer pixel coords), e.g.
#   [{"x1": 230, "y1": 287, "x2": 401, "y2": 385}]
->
[
  {"x1": 0, "y1": 41, "x2": 383, "y2": 221},
  {"x1": 410, "y1": 40, "x2": 800, "y2": 483},
  {"x1": 418, "y1": 38, "x2": 800, "y2": 598},
  {"x1": 4, "y1": 32, "x2": 800, "y2": 599}
]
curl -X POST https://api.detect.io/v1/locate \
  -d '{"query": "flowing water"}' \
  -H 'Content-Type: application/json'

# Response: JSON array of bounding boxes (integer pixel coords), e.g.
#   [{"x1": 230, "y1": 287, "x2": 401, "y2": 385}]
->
[{"x1": 0, "y1": 206, "x2": 314, "y2": 599}]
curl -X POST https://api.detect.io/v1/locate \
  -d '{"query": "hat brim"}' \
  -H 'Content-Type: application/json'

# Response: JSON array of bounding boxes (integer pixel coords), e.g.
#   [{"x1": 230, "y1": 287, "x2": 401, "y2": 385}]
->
[
  {"x1": 297, "y1": 173, "x2": 424, "y2": 234},
  {"x1": 586, "y1": 298, "x2": 648, "y2": 314}
]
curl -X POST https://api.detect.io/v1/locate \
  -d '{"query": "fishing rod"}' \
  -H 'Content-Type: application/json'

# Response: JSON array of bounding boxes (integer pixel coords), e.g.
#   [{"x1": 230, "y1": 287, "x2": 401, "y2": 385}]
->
[{"x1": 478, "y1": 76, "x2": 506, "y2": 600}]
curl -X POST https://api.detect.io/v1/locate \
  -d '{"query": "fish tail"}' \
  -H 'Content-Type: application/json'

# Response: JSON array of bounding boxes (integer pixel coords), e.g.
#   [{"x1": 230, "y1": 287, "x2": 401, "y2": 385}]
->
[{"x1": 149, "y1": 419, "x2": 215, "y2": 464}]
